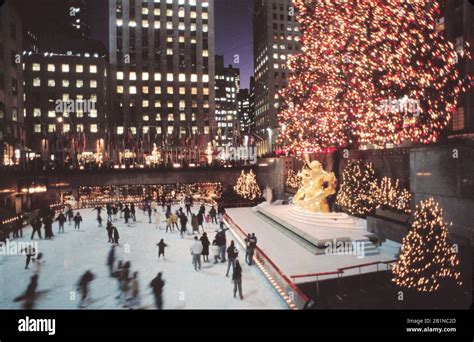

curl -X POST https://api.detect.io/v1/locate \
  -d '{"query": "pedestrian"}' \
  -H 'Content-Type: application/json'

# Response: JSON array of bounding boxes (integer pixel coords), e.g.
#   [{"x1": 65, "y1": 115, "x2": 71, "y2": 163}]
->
[
  {"x1": 130, "y1": 203, "x2": 136, "y2": 222},
  {"x1": 97, "y1": 214, "x2": 103, "y2": 227},
  {"x1": 73, "y1": 212, "x2": 82, "y2": 230},
  {"x1": 211, "y1": 239, "x2": 220, "y2": 264},
  {"x1": 232, "y1": 260, "x2": 244, "y2": 300},
  {"x1": 129, "y1": 271, "x2": 141, "y2": 309},
  {"x1": 171, "y1": 212, "x2": 179, "y2": 231},
  {"x1": 13, "y1": 217, "x2": 23, "y2": 238},
  {"x1": 179, "y1": 213, "x2": 188, "y2": 237},
  {"x1": 209, "y1": 206, "x2": 217, "y2": 224},
  {"x1": 107, "y1": 245, "x2": 116, "y2": 276},
  {"x1": 22, "y1": 245, "x2": 36, "y2": 269},
  {"x1": 117, "y1": 261, "x2": 131, "y2": 306},
  {"x1": 185, "y1": 197, "x2": 192, "y2": 216},
  {"x1": 106, "y1": 222, "x2": 114, "y2": 243},
  {"x1": 156, "y1": 239, "x2": 168, "y2": 261},
  {"x1": 154, "y1": 209, "x2": 161, "y2": 229},
  {"x1": 66, "y1": 208, "x2": 74, "y2": 225},
  {"x1": 191, "y1": 214, "x2": 199, "y2": 235},
  {"x1": 106, "y1": 204, "x2": 113, "y2": 222},
  {"x1": 205, "y1": 214, "x2": 211, "y2": 229},
  {"x1": 226, "y1": 240, "x2": 239, "y2": 277},
  {"x1": 247, "y1": 233, "x2": 257, "y2": 266},
  {"x1": 118, "y1": 202, "x2": 124, "y2": 218},
  {"x1": 122, "y1": 205, "x2": 131, "y2": 224},
  {"x1": 147, "y1": 206, "x2": 153, "y2": 224},
  {"x1": 30, "y1": 216, "x2": 42, "y2": 240},
  {"x1": 112, "y1": 205, "x2": 118, "y2": 221},
  {"x1": 77, "y1": 270, "x2": 95, "y2": 308},
  {"x1": 113, "y1": 226, "x2": 120, "y2": 245},
  {"x1": 55, "y1": 211, "x2": 67, "y2": 233},
  {"x1": 197, "y1": 211, "x2": 204, "y2": 232},
  {"x1": 43, "y1": 215, "x2": 54, "y2": 239},
  {"x1": 200, "y1": 232, "x2": 210, "y2": 262},
  {"x1": 31, "y1": 253, "x2": 44, "y2": 277},
  {"x1": 190, "y1": 236, "x2": 203, "y2": 271},
  {"x1": 150, "y1": 272, "x2": 165, "y2": 310}
]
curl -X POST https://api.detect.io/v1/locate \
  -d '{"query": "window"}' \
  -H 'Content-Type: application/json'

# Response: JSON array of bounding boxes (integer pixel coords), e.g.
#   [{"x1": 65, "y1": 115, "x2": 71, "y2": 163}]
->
[
  {"x1": 62, "y1": 64, "x2": 70, "y2": 72},
  {"x1": 48, "y1": 79, "x2": 56, "y2": 87},
  {"x1": 117, "y1": 126, "x2": 124, "y2": 135},
  {"x1": 33, "y1": 108, "x2": 41, "y2": 117},
  {"x1": 90, "y1": 65, "x2": 98, "y2": 73},
  {"x1": 180, "y1": 113, "x2": 186, "y2": 121},
  {"x1": 179, "y1": 73, "x2": 186, "y2": 82},
  {"x1": 63, "y1": 124, "x2": 70, "y2": 133},
  {"x1": 89, "y1": 109, "x2": 98, "y2": 118},
  {"x1": 76, "y1": 80, "x2": 84, "y2": 88},
  {"x1": 168, "y1": 113, "x2": 174, "y2": 121},
  {"x1": 76, "y1": 65, "x2": 84, "y2": 73},
  {"x1": 33, "y1": 78, "x2": 41, "y2": 87},
  {"x1": 166, "y1": 73, "x2": 174, "y2": 81},
  {"x1": 48, "y1": 124, "x2": 56, "y2": 133},
  {"x1": 130, "y1": 72, "x2": 137, "y2": 80},
  {"x1": 34, "y1": 124, "x2": 42, "y2": 133},
  {"x1": 90, "y1": 124, "x2": 98, "y2": 133},
  {"x1": 77, "y1": 124, "x2": 84, "y2": 132},
  {"x1": 154, "y1": 73, "x2": 161, "y2": 81},
  {"x1": 90, "y1": 80, "x2": 97, "y2": 88},
  {"x1": 117, "y1": 71, "x2": 124, "y2": 80},
  {"x1": 167, "y1": 126, "x2": 174, "y2": 135},
  {"x1": 32, "y1": 63, "x2": 41, "y2": 71},
  {"x1": 130, "y1": 86, "x2": 137, "y2": 94},
  {"x1": 47, "y1": 64, "x2": 55, "y2": 72},
  {"x1": 62, "y1": 80, "x2": 70, "y2": 87}
]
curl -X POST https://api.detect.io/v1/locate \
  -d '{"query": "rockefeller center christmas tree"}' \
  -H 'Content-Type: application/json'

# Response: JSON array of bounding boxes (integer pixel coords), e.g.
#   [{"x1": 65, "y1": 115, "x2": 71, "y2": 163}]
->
[{"x1": 278, "y1": 0, "x2": 471, "y2": 154}]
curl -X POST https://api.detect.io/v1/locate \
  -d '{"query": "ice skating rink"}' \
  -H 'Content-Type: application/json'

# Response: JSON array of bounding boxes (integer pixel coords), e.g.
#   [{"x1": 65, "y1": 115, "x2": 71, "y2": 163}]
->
[{"x1": 0, "y1": 207, "x2": 287, "y2": 310}]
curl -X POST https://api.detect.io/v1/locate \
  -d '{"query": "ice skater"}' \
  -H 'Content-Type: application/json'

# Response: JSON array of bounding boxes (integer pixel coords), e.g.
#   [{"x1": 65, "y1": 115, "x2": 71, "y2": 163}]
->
[
  {"x1": 113, "y1": 226, "x2": 120, "y2": 245},
  {"x1": 200, "y1": 232, "x2": 210, "y2": 262},
  {"x1": 14, "y1": 275, "x2": 39, "y2": 310},
  {"x1": 179, "y1": 213, "x2": 188, "y2": 237},
  {"x1": 154, "y1": 209, "x2": 161, "y2": 229},
  {"x1": 129, "y1": 271, "x2": 141, "y2": 309},
  {"x1": 55, "y1": 211, "x2": 67, "y2": 233},
  {"x1": 190, "y1": 236, "x2": 203, "y2": 271},
  {"x1": 226, "y1": 241, "x2": 239, "y2": 277},
  {"x1": 73, "y1": 212, "x2": 82, "y2": 230},
  {"x1": 30, "y1": 216, "x2": 42, "y2": 240},
  {"x1": 66, "y1": 208, "x2": 74, "y2": 225},
  {"x1": 232, "y1": 260, "x2": 244, "y2": 300},
  {"x1": 156, "y1": 239, "x2": 168, "y2": 261},
  {"x1": 97, "y1": 214, "x2": 103, "y2": 227},
  {"x1": 77, "y1": 270, "x2": 95, "y2": 308},
  {"x1": 106, "y1": 221, "x2": 114, "y2": 243},
  {"x1": 107, "y1": 245, "x2": 116, "y2": 276},
  {"x1": 22, "y1": 245, "x2": 36, "y2": 269},
  {"x1": 150, "y1": 272, "x2": 165, "y2": 310}
]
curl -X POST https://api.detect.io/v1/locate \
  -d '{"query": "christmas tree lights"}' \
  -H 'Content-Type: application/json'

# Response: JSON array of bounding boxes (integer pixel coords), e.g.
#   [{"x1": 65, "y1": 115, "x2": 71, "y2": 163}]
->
[
  {"x1": 285, "y1": 169, "x2": 302, "y2": 189},
  {"x1": 336, "y1": 160, "x2": 377, "y2": 216},
  {"x1": 375, "y1": 176, "x2": 411, "y2": 214},
  {"x1": 278, "y1": 0, "x2": 471, "y2": 154},
  {"x1": 392, "y1": 198, "x2": 462, "y2": 292},
  {"x1": 234, "y1": 170, "x2": 262, "y2": 200}
]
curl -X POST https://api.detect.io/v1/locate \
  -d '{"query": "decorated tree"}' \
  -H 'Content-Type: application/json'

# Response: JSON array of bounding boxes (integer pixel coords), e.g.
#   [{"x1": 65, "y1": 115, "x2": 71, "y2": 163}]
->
[
  {"x1": 285, "y1": 169, "x2": 302, "y2": 189},
  {"x1": 234, "y1": 170, "x2": 262, "y2": 200},
  {"x1": 278, "y1": 0, "x2": 471, "y2": 154},
  {"x1": 336, "y1": 160, "x2": 377, "y2": 216},
  {"x1": 375, "y1": 176, "x2": 411, "y2": 214},
  {"x1": 392, "y1": 198, "x2": 462, "y2": 292}
]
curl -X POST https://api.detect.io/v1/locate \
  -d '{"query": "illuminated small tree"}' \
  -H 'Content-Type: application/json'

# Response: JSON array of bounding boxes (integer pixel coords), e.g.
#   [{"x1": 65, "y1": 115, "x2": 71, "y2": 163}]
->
[
  {"x1": 285, "y1": 169, "x2": 302, "y2": 189},
  {"x1": 392, "y1": 198, "x2": 462, "y2": 292},
  {"x1": 376, "y1": 177, "x2": 411, "y2": 214},
  {"x1": 234, "y1": 170, "x2": 262, "y2": 200},
  {"x1": 336, "y1": 160, "x2": 377, "y2": 216}
]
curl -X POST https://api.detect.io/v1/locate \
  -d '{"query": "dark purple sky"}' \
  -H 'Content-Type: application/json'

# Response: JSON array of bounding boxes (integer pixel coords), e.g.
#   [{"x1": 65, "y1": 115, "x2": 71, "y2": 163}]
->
[
  {"x1": 215, "y1": 0, "x2": 254, "y2": 89},
  {"x1": 88, "y1": 0, "x2": 255, "y2": 88}
]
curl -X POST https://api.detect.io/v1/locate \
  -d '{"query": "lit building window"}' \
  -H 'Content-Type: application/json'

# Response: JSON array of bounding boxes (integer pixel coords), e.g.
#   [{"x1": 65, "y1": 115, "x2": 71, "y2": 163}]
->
[
  {"x1": 143, "y1": 115, "x2": 150, "y2": 122},
  {"x1": 89, "y1": 109, "x2": 98, "y2": 118},
  {"x1": 33, "y1": 108, "x2": 41, "y2": 117},
  {"x1": 130, "y1": 86, "x2": 137, "y2": 94},
  {"x1": 117, "y1": 126, "x2": 124, "y2": 135},
  {"x1": 168, "y1": 113, "x2": 174, "y2": 121},
  {"x1": 48, "y1": 79, "x2": 56, "y2": 87},
  {"x1": 90, "y1": 80, "x2": 97, "y2": 88},
  {"x1": 154, "y1": 73, "x2": 161, "y2": 81},
  {"x1": 47, "y1": 64, "x2": 55, "y2": 72},
  {"x1": 90, "y1": 65, "x2": 98, "y2": 73},
  {"x1": 62, "y1": 64, "x2": 70, "y2": 72},
  {"x1": 167, "y1": 126, "x2": 174, "y2": 135},
  {"x1": 76, "y1": 65, "x2": 84, "y2": 73},
  {"x1": 191, "y1": 74, "x2": 197, "y2": 82},
  {"x1": 142, "y1": 72, "x2": 149, "y2": 81},
  {"x1": 180, "y1": 113, "x2": 186, "y2": 121},
  {"x1": 32, "y1": 63, "x2": 41, "y2": 71},
  {"x1": 130, "y1": 72, "x2": 137, "y2": 80},
  {"x1": 117, "y1": 85, "x2": 124, "y2": 93},
  {"x1": 90, "y1": 124, "x2": 98, "y2": 133},
  {"x1": 33, "y1": 78, "x2": 41, "y2": 87},
  {"x1": 34, "y1": 124, "x2": 42, "y2": 133},
  {"x1": 167, "y1": 86, "x2": 174, "y2": 94},
  {"x1": 76, "y1": 80, "x2": 84, "y2": 88},
  {"x1": 62, "y1": 80, "x2": 70, "y2": 87},
  {"x1": 48, "y1": 124, "x2": 56, "y2": 133},
  {"x1": 179, "y1": 74, "x2": 186, "y2": 82},
  {"x1": 117, "y1": 19, "x2": 123, "y2": 27},
  {"x1": 154, "y1": 21, "x2": 160, "y2": 29},
  {"x1": 166, "y1": 73, "x2": 174, "y2": 81},
  {"x1": 77, "y1": 124, "x2": 84, "y2": 132},
  {"x1": 63, "y1": 124, "x2": 70, "y2": 133}
]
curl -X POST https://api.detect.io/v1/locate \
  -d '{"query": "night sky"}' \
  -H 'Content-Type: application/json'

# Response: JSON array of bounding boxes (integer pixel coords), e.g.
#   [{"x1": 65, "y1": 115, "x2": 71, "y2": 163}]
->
[
  {"x1": 17, "y1": 0, "x2": 255, "y2": 89},
  {"x1": 214, "y1": 0, "x2": 254, "y2": 89}
]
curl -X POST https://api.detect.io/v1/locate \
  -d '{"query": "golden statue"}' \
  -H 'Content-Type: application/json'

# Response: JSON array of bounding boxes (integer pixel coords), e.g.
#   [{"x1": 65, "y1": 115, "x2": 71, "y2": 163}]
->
[{"x1": 293, "y1": 160, "x2": 337, "y2": 213}]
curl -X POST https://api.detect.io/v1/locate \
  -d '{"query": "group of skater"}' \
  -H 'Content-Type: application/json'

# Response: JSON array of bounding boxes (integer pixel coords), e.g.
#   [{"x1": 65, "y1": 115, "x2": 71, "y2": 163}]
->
[{"x1": 9, "y1": 195, "x2": 260, "y2": 309}]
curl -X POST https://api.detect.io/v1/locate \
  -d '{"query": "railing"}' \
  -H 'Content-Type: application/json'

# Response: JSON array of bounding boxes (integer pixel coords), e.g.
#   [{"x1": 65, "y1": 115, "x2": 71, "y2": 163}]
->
[
  {"x1": 225, "y1": 214, "x2": 310, "y2": 310},
  {"x1": 290, "y1": 259, "x2": 398, "y2": 299}
]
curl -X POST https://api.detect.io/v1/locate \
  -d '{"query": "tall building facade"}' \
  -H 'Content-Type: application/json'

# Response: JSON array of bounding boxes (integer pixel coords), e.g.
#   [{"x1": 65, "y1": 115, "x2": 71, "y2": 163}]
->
[
  {"x1": 441, "y1": 0, "x2": 474, "y2": 139},
  {"x1": 0, "y1": 0, "x2": 25, "y2": 167},
  {"x1": 253, "y1": 0, "x2": 301, "y2": 155},
  {"x1": 67, "y1": 0, "x2": 91, "y2": 40},
  {"x1": 238, "y1": 89, "x2": 252, "y2": 134},
  {"x1": 23, "y1": 48, "x2": 109, "y2": 165},
  {"x1": 109, "y1": 0, "x2": 216, "y2": 150},
  {"x1": 214, "y1": 55, "x2": 240, "y2": 145}
]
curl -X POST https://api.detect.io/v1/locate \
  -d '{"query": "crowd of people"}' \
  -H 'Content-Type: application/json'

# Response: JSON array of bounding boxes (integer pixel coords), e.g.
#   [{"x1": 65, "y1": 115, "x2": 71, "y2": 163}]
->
[{"x1": 4, "y1": 195, "x2": 259, "y2": 309}]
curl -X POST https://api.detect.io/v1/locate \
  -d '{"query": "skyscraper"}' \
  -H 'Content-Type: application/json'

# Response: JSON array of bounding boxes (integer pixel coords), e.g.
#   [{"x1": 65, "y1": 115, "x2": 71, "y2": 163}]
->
[
  {"x1": 0, "y1": 0, "x2": 25, "y2": 167},
  {"x1": 108, "y1": 0, "x2": 215, "y2": 152},
  {"x1": 441, "y1": 0, "x2": 474, "y2": 138},
  {"x1": 253, "y1": 0, "x2": 301, "y2": 155},
  {"x1": 238, "y1": 89, "x2": 251, "y2": 134},
  {"x1": 214, "y1": 55, "x2": 240, "y2": 145}
]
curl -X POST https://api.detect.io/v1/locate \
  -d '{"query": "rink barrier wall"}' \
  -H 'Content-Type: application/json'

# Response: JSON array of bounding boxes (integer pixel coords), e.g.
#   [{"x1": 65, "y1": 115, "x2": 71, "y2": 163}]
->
[{"x1": 224, "y1": 214, "x2": 310, "y2": 310}]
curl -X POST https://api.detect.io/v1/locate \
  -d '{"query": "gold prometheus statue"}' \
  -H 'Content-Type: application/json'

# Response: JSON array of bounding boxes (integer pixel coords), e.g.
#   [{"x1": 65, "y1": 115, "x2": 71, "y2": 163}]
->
[{"x1": 293, "y1": 160, "x2": 337, "y2": 213}]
